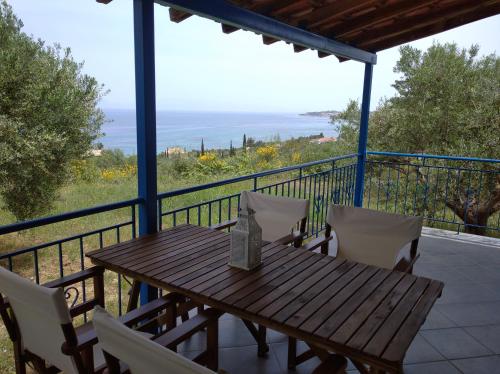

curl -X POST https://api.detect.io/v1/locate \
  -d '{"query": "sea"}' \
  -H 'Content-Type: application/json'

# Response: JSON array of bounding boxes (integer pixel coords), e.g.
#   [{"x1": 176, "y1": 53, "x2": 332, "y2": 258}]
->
[{"x1": 101, "y1": 109, "x2": 336, "y2": 155}]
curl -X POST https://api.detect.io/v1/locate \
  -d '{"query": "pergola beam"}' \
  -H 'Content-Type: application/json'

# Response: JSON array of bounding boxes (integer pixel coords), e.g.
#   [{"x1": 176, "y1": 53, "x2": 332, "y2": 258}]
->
[{"x1": 155, "y1": 0, "x2": 377, "y2": 64}]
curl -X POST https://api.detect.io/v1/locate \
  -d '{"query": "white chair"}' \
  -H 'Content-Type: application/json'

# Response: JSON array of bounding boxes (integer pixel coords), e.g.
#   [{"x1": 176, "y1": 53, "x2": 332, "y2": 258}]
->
[
  {"x1": 304, "y1": 204, "x2": 423, "y2": 271},
  {"x1": 0, "y1": 266, "x2": 181, "y2": 374},
  {"x1": 93, "y1": 305, "x2": 219, "y2": 374},
  {"x1": 212, "y1": 190, "x2": 310, "y2": 246}
]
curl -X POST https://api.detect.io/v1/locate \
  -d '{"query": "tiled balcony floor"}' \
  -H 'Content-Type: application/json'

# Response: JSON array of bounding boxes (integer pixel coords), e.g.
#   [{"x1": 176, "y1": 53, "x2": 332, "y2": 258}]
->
[{"x1": 180, "y1": 232, "x2": 500, "y2": 374}]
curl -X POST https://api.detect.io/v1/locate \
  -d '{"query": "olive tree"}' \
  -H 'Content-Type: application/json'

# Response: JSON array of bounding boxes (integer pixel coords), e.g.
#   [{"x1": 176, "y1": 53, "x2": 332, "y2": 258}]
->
[
  {"x1": 333, "y1": 42, "x2": 500, "y2": 235},
  {"x1": 0, "y1": 1, "x2": 106, "y2": 221}
]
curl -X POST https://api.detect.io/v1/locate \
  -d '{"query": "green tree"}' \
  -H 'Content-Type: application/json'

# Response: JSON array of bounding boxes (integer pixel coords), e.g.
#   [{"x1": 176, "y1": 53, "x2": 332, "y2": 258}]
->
[
  {"x1": 201, "y1": 138, "x2": 205, "y2": 156},
  {"x1": 334, "y1": 42, "x2": 500, "y2": 234},
  {"x1": 242, "y1": 133, "x2": 247, "y2": 152},
  {"x1": 0, "y1": 1, "x2": 106, "y2": 221}
]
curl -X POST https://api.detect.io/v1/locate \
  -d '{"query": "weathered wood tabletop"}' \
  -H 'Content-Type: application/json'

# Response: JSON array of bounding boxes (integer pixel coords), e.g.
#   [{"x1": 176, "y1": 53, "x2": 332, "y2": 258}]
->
[{"x1": 87, "y1": 224, "x2": 443, "y2": 373}]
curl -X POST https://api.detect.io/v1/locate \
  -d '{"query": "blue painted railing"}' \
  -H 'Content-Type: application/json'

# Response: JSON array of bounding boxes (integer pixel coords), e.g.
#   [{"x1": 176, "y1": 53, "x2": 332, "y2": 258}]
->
[
  {"x1": 0, "y1": 151, "x2": 498, "y2": 317},
  {"x1": 365, "y1": 151, "x2": 500, "y2": 235},
  {"x1": 158, "y1": 154, "x2": 358, "y2": 236}
]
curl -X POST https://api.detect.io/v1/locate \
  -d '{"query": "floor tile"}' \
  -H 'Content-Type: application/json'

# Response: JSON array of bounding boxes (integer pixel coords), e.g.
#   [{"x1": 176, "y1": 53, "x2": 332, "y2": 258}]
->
[
  {"x1": 420, "y1": 309, "x2": 457, "y2": 330},
  {"x1": 219, "y1": 345, "x2": 282, "y2": 374},
  {"x1": 270, "y1": 341, "x2": 321, "y2": 373},
  {"x1": 219, "y1": 318, "x2": 259, "y2": 348},
  {"x1": 403, "y1": 361, "x2": 461, "y2": 374},
  {"x1": 403, "y1": 333, "x2": 444, "y2": 364},
  {"x1": 465, "y1": 325, "x2": 500, "y2": 354},
  {"x1": 436, "y1": 302, "x2": 500, "y2": 326},
  {"x1": 437, "y1": 282, "x2": 500, "y2": 304},
  {"x1": 421, "y1": 328, "x2": 492, "y2": 359},
  {"x1": 452, "y1": 355, "x2": 500, "y2": 374}
]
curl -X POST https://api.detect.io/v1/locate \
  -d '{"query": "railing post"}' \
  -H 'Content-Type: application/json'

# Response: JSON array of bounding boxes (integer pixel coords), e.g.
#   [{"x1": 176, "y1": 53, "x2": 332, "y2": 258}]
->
[
  {"x1": 354, "y1": 62, "x2": 374, "y2": 207},
  {"x1": 134, "y1": 0, "x2": 158, "y2": 304}
]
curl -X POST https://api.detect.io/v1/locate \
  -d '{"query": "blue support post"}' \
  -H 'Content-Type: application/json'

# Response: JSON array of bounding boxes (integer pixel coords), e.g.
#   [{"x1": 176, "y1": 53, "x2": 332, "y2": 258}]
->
[
  {"x1": 133, "y1": 0, "x2": 158, "y2": 304},
  {"x1": 354, "y1": 63, "x2": 374, "y2": 207}
]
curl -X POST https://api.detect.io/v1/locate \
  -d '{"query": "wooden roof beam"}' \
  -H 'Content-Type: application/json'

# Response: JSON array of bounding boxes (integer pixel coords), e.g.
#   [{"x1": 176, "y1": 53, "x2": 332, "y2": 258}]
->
[
  {"x1": 323, "y1": 0, "x2": 437, "y2": 38},
  {"x1": 169, "y1": 8, "x2": 192, "y2": 23},
  {"x1": 293, "y1": 44, "x2": 308, "y2": 53},
  {"x1": 262, "y1": 35, "x2": 279, "y2": 45},
  {"x1": 221, "y1": 24, "x2": 239, "y2": 34},
  {"x1": 358, "y1": 2, "x2": 500, "y2": 52},
  {"x1": 305, "y1": 0, "x2": 377, "y2": 29}
]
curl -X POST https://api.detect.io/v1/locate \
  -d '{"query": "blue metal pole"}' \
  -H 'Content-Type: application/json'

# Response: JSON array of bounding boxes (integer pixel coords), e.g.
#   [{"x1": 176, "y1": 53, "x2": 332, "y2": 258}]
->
[
  {"x1": 354, "y1": 63, "x2": 374, "y2": 207},
  {"x1": 133, "y1": 0, "x2": 158, "y2": 304}
]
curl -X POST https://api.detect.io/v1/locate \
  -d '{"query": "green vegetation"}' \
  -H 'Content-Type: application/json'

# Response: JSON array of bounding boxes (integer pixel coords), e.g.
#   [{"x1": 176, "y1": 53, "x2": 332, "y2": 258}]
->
[
  {"x1": 0, "y1": 1, "x2": 106, "y2": 221},
  {"x1": 333, "y1": 42, "x2": 500, "y2": 234}
]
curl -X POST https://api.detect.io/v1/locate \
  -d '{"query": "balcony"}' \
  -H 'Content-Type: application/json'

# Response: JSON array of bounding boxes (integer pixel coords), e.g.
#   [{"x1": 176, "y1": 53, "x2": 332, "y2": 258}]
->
[{"x1": 0, "y1": 152, "x2": 499, "y2": 373}]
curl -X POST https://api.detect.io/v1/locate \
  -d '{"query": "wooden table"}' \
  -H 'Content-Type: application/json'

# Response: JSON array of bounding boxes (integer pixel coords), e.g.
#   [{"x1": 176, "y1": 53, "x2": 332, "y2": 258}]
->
[{"x1": 87, "y1": 224, "x2": 443, "y2": 374}]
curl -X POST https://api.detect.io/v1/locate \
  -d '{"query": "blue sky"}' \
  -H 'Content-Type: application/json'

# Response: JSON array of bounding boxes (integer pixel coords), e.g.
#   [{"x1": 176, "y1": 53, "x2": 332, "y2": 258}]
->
[{"x1": 8, "y1": 0, "x2": 500, "y2": 113}]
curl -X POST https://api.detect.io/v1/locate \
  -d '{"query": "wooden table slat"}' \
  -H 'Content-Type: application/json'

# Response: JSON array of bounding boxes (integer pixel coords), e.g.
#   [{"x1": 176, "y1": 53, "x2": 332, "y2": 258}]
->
[
  {"x1": 346, "y1": 275, "x2": 417, "y2": 351},
  {"x1": 116, "y1": 229, "x2": 226, "y2": 269},
  {"x1": 178, "y1": 243, "x2": 284, "y2": 290},
  {"x1": 381, "y1": 280, "x2": 444, "y2": 362},
  {"x1": 233, "y1": 253, "x2": 322, "y2": 309},
  {"x1": 363, "y1": 277, "x2": 430, "y2": 357},
  {"x1": 215, "y1": 250, "x2": 313, "y2": 303},
  {"x1": 286, "y1": 263, "x2": 368, "y2": 328},
  {"x1": 271, "y1": 261, "x2": 357, "y2": 323},
  {"x1": 90, "y1": 225, "x2": 203, "y2": 261},
  {"x1": 300, "y1": 266, "x2": 380, "y2": 334},
  {"x1": 190, "y1": 242, "x2": 291, "y2": 294},
  {"x1": 314, "y1": 269, "x2": 393, "y2": 339},
  {"x1": 204, "y1": 247, "x2": 306, "y2": 299},
  {"x1": 147, "y1": 238, "x2": 230, "y2": 278},
  {"x1": 255, "y1": 258, "x2": 345, "y2": 317},
  {"x1": 330, "y1": 271, "x2": 405, "y2": 345}
]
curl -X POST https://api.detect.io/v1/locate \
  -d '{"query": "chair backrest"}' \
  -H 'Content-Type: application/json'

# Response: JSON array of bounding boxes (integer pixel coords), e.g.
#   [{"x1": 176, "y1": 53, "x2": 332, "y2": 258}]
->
[
  {"x1": 92, "y1": 306, "x2": 213, "y2": 374},
  {"x1": 326, "y1": 205, "x2": 423, "y2": 269},
  {"x1": 0, "y1": 266, "x2": 78, "y2": 373},
  {"x1": 240, "y1": 191, "x2": 310, "y2": 242}
]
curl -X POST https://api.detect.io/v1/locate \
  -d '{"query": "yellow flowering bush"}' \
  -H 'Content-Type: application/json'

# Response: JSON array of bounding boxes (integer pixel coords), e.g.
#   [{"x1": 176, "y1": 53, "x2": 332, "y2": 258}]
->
[
  {"x1": 196, "y1": 153, "x2": 226, "y2": 173},
  {"x1": 198, "y1": 153, "x2": 217, "y2": 163},
  {"x1": 256, "y1": 145, "x2": 277, "y2": 161},
  {"x1": 101, "y1": 164, "x2": 137, "y2": 181},
  {"x1": 291, "y1": 152, "x2": 301, "y2": 164}
]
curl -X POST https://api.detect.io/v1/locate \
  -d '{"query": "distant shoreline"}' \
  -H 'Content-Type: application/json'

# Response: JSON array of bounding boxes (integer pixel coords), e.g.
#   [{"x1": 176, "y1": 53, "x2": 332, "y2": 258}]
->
[{"x1": 300, "y1": 110, "x2": 339, "y2": 118}]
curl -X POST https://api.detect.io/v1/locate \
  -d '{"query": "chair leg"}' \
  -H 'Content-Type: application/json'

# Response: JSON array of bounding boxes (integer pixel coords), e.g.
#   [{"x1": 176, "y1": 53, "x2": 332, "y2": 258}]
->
[
  {"x1": 287, "y1": 337, "x2": 297, "y2": 369},
  {"x1": 206, "y1": 316, "x2": 219, "y2": 371},
  {"x1": 13, "y1": 340, "x2": 26, "y2": 374},
  {"x1": 127, "y1": 280, "x2": 141, "y2": 312},
  {"x1": 257, "y1": 325, "x2": 267, "y2": 357},
  {"x1": 242, "y1": 320, "x2": 269, "y2": 356}
]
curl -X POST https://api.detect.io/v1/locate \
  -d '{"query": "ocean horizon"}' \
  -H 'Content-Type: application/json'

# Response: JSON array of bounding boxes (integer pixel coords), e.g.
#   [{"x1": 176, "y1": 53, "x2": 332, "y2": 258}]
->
[{"x1": 101, "y1": 109, "x2": 337, "y2": 155}]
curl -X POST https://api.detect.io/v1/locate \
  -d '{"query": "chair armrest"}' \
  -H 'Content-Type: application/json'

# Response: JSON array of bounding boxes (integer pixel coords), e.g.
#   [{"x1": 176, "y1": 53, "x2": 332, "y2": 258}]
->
[
  {"x1": 275, "y1": 231, "x2": 307, "y2": 246},
  {"x1": 300, "y1": 235, "x2": 333, "y2": 252},
  {"x1": 43, "y1": 266, "x2": 105, "y2": 289},
  {"x1": 44, "y1": 267, "x2": 106, "y2": 318},
  {"x1": 153, "y1": 308, "x2": 222, "y2": 349},
  {"x1": 210, "y1": 219, "x2": 237, "y2": 231},
  {"x1": 394, "y1": 252, "x2": 421, "y2": 273},
  {"x1": 119, "y1": 294, "x2": 179, "y2": 327},
  {"x1": 66, "y1": 294, "x2": 182, "y2": 355}
]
